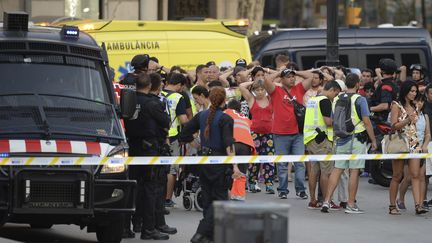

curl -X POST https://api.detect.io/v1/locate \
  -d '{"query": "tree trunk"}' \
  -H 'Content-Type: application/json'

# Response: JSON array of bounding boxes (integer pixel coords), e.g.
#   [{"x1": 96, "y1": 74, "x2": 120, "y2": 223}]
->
[
  {"x1": 377, "y1": 0, "x2": 387, "y2": 24},
  {"x1": 279, "y1": 0, "x2": 303, "y2": 28},
  {"x1": 238, "y1": 0, "x2": 266, "y2": 36}
]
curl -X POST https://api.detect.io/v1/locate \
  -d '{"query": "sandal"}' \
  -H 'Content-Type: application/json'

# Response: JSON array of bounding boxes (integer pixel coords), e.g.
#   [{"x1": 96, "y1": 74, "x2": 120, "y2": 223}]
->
[
  {"x1": 415, "y1": 204, "x2": 428, "y2": 215},
  {"x1": 389, "y1": 205, "x2": 401, "y2": 215}
]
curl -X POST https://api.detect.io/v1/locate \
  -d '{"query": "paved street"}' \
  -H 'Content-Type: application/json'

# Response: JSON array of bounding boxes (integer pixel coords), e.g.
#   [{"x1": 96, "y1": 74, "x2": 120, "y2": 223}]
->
[{"x1": 0, "y1": 178, "x2": 431, "y2": 243}]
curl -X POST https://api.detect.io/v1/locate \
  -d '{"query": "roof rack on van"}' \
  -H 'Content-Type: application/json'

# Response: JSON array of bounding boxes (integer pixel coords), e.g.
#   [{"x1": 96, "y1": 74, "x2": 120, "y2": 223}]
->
[{"x1": 52, "y1": 19, "x2": 249, "y2": 37}]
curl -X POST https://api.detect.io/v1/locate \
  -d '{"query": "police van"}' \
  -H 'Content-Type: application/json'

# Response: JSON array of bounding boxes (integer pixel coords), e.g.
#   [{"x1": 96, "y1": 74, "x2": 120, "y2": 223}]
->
[
  {"x1": 251, "y1": 27, "x2": 432, "y2": 77},
  {"x1": 55, "y1": 19, "x2": 252, "y2": 80},
  {"x1": 0, "y1": 12, "x2": 134, "y2": 243}
]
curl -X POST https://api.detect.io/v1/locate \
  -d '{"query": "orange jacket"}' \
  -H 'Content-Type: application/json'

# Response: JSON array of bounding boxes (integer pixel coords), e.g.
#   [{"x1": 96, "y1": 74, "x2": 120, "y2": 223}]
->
[{"x1": 224, "y1": 109, "x2": 256, "y2": 155}]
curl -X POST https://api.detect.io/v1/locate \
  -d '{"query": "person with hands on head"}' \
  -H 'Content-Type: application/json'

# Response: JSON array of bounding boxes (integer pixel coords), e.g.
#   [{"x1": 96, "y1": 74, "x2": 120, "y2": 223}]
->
[
  {"x1": 275, "y1": 54, "x2": 290, "y2": 70},
  {"x1": 303, "y1": 70, "x2": 325, "y2": 105},
  {"x1": 370, "y1": 58, "x2": 399, "y2": 122},
  {"x1": 239, "y1": 67, "x2": 276, "y2": 194},
  {"x1": 148, "y1": 56, "x2": 171, "y2": 74},
  {"x1": 263, "y1": 68, "x2": 312, "y2": 200},
  {"x1": 179, "y1": 87, "x2": 240, "y2": 243}
]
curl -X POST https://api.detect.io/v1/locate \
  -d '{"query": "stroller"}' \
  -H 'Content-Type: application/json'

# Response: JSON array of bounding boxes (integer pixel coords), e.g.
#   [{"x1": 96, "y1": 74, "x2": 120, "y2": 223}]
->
[{"x1": 174, "y1": 165, "x2": 203, "y2": 211}]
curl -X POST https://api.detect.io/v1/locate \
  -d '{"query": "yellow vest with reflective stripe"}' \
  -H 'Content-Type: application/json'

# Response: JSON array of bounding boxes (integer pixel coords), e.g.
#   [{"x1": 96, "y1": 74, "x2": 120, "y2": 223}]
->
[
  {"x1": 332, "y1": 93, "x2": 366, "y2": 135},
  {"x1": 161, "y1": 90, "x2": 183, "y2": 137},
  {"x1": 304, "y1": 96, "x2": 334, "y2": 144}
]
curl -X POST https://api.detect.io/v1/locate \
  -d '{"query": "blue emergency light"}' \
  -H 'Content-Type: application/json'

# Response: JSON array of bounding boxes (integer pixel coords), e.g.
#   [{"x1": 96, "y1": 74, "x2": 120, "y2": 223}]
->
[
  {"x1": 61, "y1": 25, "x2": 79, "y2": 39},
  {"x1": 0, "y1": 153, "x2": 9, "y2": 158}
]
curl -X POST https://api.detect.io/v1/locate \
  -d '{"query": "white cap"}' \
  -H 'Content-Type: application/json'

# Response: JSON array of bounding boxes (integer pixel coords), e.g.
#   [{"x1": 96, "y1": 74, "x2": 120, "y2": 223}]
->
[{"x1": 335, "y1": 79, "x2": 347, "y2": 92}]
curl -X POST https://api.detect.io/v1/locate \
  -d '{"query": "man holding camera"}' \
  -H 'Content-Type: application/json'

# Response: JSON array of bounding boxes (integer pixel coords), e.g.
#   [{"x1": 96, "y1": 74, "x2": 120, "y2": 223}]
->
[{"x1": 303, "y1": 80, "x2": 342, "y2": 210}]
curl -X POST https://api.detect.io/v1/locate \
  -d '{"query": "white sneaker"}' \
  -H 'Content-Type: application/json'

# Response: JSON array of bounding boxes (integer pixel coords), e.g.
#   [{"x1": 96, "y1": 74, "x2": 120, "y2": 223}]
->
[{"x1": 254, "y1": 184, "x2": 262, "y2": 192}]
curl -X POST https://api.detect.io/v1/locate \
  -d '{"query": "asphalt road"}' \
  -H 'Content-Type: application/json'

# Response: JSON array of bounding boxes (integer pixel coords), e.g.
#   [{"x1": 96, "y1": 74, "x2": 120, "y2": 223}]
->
[{"x1": 0, "y1": 178, "x2": 431, "y2": 243}]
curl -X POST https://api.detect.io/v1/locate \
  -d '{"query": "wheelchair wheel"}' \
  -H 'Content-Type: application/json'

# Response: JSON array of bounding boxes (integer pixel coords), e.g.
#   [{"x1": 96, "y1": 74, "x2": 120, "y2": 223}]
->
[
  {"x1": 194, "y1": 188, "x2": 203, "y2": 212},
  {"x1": 183, "y1": 195, "x2": 193, "y2": 211}
]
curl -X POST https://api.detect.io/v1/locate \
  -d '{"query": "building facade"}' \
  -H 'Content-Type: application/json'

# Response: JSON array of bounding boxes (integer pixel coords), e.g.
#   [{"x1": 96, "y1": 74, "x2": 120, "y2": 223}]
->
[{"x1": 0, "y1": 0, "x2": 241, "y2": 23}]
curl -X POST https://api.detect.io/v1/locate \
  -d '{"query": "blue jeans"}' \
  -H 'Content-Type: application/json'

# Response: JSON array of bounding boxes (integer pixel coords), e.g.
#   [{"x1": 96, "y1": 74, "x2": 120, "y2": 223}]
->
[{"x1": 273, "y1": 134, "x2": 306, "y2": 194}]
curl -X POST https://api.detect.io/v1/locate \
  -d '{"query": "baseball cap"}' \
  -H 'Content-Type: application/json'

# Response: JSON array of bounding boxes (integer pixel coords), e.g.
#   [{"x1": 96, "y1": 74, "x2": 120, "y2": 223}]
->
[
  {"x1": 235, "y1": 58, "x2": 247, "y2": 68},
  {"x1": 280, "y1": 68, "x2": 296, "y2": 78},
  {"x1": 131, "y1": 54, "x2": 150, "y2": 69}
]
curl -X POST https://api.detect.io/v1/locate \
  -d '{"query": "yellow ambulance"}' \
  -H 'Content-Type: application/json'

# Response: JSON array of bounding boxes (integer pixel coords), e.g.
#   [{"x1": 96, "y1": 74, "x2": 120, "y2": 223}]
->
[{"x1": 55, "y1": 19, "x2": 252, "y2": 81}]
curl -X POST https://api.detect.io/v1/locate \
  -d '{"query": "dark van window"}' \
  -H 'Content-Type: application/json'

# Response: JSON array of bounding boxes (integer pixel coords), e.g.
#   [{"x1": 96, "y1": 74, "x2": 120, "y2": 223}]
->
[
  {"x1": 366, "y1": 54, "x2": 394, "y2": 70},
  {"x1": 261, "y1": 54, "x2": 274, "y2": 68},
  {"x1": 401, "y1": 53, "x2": 421, "y2": 67},
  {"x1": 301, "y1": 55, "x2": 349, "y2": 69}
]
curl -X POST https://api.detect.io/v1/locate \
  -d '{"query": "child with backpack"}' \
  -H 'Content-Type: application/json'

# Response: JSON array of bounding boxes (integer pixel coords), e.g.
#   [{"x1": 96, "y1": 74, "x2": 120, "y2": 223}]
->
[{"x1": 321, "y1": 74, "x2": 377, "y2": 214}]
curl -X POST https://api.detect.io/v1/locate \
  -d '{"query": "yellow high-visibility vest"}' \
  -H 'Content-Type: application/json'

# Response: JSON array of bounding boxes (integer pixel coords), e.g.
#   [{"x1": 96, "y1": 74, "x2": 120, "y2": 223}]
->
[
  {"x1": 161, "y1": 90, "x2": 183, "y2": 137},
  {"x1": 332, "y1": 93, "x2": 366, "y2": 135},
  {"x1": 303, "y1": 96, "x2": 334, "y2": 144}
]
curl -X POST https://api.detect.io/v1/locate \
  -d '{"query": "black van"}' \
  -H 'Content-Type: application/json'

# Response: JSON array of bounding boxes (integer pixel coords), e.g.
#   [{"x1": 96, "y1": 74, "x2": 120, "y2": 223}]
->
[
  {"x1": 251, "y1": 27, "x2": 432, "y2": 77},
  {"x1": 0, "y1": 12, "x2": 135, "y2": 243}
]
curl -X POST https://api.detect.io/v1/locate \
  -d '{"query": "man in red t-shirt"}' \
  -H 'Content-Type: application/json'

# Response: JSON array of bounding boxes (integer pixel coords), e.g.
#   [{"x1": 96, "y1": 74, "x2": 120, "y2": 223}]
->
[{"x1": 263, "y1": 68, "x2": 312, "y2": 199}]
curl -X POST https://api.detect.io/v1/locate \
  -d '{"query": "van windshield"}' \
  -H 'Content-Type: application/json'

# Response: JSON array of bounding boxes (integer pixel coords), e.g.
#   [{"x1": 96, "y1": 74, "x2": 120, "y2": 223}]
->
[
  {"x1": 0, "y1": 54, "x2": 122, "y2": 142},
  {"x1": 0, "y1": 54, "x2": 109, "y2": 102}
]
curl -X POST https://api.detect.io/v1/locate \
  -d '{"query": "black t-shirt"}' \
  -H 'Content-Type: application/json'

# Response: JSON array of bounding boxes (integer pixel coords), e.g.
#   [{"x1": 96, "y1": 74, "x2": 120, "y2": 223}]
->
[
  {"x1": 319, "y1": 98, "x2": 332, "y2": 118},
  {"x1": 163, "y1": 89, "x2": 187, "y2": 116},
  {"x1": 179, "y1": 91, "x2": 192, "y2": 110},
  {"x1": 372, "y1": 78, "x2": 397, "y2": 121}
]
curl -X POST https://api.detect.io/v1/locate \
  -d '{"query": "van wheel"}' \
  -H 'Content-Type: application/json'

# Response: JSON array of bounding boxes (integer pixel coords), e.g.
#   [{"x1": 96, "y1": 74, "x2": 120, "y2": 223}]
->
[
  {"x1": 0, "y1": 210, "x2": 8, "y2": 227},
  {"x1": 96, "y1": 216, "x2": 123, "y2": 243},
  {"x1": 30, "y1": 223, "x2": 53, "y2": 229},
  {"x1": 370, "y1": 160, "x2": 392, "y2": 187}
]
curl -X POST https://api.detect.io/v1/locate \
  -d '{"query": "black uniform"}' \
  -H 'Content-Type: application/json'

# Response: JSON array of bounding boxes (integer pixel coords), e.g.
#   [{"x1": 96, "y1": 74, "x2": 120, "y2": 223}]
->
[
  {"x1": 124, "y1": 92, "x2": 170, "y2": 232},
  {"x1": 371, "y1": 77, "x2": 398, "y2": 122},
  {"x1": 179, "y1": 108, "x2": 234, "y2": 241}
]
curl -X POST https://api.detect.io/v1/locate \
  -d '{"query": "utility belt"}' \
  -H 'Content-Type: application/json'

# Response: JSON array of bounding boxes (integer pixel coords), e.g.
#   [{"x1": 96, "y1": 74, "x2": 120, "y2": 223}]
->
[
  {"x1": 198, "y1": 146, "x2": 225, "y2": 156},
  {"x1": 141, "y1": 139, "x2": 172, "y2": 156},
  {"x1": 355, "y1": 131, "x2": 369, "y2": 144}
]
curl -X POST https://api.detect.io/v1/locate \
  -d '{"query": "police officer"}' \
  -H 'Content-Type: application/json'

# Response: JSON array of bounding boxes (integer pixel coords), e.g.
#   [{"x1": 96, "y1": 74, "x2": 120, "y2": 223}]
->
[
  {"x1": 370, "y1": 58, "x2": 399, "y2": 122},
  {"x1": 120, "y1": 54, "x2": 150, "y2": 89},
  {"x1": 124, "y1": 72, "x2": 177, "y2": 240},
  {"x1": 179, "y1": 87, "x2": 241, "y2": 243},
  {"x1": 410, "y1": 64, "x2": 428, "y2": 93}
]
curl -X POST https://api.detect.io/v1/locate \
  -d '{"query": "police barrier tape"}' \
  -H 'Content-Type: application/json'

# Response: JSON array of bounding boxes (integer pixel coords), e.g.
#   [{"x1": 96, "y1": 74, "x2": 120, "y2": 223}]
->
[{"x1": 0, "y1": 153, "x2": 432, "y2": 166}]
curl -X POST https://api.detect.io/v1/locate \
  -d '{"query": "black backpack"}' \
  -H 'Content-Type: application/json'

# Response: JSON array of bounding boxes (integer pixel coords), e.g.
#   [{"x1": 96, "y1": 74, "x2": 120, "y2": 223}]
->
[{"x1": 333, "y1": 93, "x2": 361, "y2": 138}]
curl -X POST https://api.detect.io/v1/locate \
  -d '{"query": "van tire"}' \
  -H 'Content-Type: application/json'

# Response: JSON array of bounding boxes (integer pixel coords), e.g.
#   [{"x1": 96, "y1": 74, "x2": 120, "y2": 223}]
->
[
  {"x1": 370, "y1": 160, "x2": 392, "y2": 187},
  {"x1": 96, "y1": 215, "x2": 123, "y2": 243}
]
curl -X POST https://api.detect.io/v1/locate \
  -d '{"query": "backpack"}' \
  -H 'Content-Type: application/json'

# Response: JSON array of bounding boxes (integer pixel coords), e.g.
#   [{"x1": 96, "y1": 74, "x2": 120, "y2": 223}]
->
[{"x1": 333, "y1": 93, "x2": 361, "y2": 138}]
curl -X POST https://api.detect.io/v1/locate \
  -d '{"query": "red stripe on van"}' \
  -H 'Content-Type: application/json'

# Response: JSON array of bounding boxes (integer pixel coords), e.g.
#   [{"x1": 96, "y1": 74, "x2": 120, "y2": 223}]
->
[
  {"x1": 85, "y1": 142, "x2": 101, "y2": 155},
  {"x1": 56, "y1": 140, "x2": 72, "y2": 153},
  {"x1": 25, "y1": 140, "x2": 41, "y2": 153},
  {"x1": 0, "y1": 140, "x2": 9, "y2": 153}
]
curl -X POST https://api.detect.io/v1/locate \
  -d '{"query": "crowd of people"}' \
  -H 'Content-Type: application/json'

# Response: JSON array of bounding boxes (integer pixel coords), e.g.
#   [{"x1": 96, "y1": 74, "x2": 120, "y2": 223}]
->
[{"x1": 118, "y1": 53, "x2": 432, "y2": 242}]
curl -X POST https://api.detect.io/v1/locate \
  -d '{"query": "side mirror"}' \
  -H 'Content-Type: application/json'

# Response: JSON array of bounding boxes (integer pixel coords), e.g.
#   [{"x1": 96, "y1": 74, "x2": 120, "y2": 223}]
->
[{"x1": 120, "y1": 89, "x2": 137, "y2": 119}]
